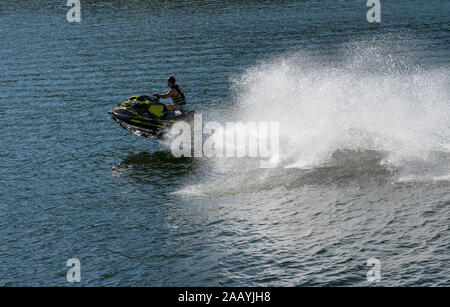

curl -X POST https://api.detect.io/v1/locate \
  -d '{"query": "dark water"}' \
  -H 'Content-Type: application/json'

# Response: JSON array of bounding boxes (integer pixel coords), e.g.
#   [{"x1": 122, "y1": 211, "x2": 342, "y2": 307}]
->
[{"x1": 0, "y1": 1, "x2": 449, "y2": 286}]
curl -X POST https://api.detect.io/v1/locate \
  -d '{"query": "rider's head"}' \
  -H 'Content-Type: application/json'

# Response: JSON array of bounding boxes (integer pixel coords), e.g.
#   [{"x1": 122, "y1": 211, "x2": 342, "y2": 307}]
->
[{"x1": 167, "y1": 76, "x2": 176, "y2": 87}]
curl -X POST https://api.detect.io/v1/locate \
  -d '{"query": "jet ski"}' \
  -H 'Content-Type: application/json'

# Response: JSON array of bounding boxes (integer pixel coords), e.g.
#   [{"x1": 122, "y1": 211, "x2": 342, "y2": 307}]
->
[{"x1": 109, "y1": 94, "x2": 194, "y2": 138}]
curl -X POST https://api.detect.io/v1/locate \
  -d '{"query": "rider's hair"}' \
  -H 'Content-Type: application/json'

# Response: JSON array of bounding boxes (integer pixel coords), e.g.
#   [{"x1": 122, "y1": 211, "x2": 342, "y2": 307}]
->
[{"x1": 167, "y1": 76, "x2": 176, "y2": 84}]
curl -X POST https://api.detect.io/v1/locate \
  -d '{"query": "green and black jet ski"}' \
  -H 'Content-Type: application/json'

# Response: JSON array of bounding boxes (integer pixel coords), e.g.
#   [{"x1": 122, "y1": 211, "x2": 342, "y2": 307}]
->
[{"x1": 109, "y1": 94, "x2": 194, "y2": 138}]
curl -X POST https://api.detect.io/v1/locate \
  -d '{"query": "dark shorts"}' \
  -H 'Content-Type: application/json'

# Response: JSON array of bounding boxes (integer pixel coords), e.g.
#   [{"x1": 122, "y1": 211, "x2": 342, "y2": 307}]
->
[{"x1": 166, "y1": 104, "x2": 186, "y2": 111}]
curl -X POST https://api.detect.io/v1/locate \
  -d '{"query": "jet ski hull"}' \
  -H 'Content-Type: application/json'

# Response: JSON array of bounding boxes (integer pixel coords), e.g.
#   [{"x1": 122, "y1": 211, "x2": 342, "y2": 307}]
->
[
  {"x1": 109, "y1": 95, "x2": 194, "y2": 138},
  {"x1": 111, "y1": 112, "x2": 167, "y2": 138}
]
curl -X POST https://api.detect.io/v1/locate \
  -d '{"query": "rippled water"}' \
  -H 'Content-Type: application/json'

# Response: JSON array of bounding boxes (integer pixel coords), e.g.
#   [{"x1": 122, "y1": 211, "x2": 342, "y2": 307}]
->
[{"x1": 0, "y1": 0, "x2": 449, "y2": 286}]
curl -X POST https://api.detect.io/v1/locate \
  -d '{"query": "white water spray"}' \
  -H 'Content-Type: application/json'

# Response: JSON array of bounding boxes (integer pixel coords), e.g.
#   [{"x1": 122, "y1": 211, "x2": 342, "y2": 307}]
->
[
  {"x1": 230, "y1": 49, "x2": 450, "y2": 173},
  {"x1": 177, "y1": 44, "x2": 450, "y2": 196}
]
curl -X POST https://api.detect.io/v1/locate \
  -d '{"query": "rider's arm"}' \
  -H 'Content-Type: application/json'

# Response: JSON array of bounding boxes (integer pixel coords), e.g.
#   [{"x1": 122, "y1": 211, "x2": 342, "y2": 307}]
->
[{"x1": 154, "y1": 89, "x2": 175, "y2": 99}]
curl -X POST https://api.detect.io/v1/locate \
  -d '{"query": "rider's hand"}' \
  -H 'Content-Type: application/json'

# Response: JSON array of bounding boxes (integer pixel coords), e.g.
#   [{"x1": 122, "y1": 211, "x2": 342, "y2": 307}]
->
[{"x1": 153, "y1": 93, "x2": 160, "y2": 98}]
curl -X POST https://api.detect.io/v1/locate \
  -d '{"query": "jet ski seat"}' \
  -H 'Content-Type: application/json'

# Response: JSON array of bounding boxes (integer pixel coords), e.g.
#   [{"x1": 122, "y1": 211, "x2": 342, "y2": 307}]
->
[{"x1": 148, "y1": 104, "x2": 166, "y2": 118}]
